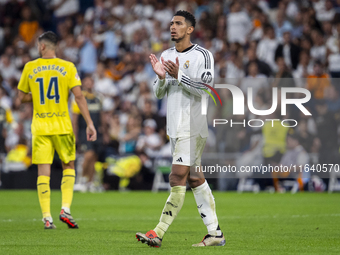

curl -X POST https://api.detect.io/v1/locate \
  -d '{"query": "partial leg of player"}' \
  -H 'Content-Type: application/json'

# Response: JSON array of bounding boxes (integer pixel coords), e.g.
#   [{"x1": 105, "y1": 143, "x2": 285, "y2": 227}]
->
[
  {"x1": 189, "y1": 174, "x2": 225, "y2": 246},
  {"x1": 37, "y1": 164, "x2": 55, "y2": 230},
  {"x1": 43, "y1": 217, "x2": 56, "y2": 229},
  {"x1": 136, "y1": 164, "x2": 187, "y2": 247},
  {"x1": 136, "y1": 230, "x2": 162, "y2": 248},
  {"x1": 60, "y1": 165, "x2": 78, "y2": 228}
]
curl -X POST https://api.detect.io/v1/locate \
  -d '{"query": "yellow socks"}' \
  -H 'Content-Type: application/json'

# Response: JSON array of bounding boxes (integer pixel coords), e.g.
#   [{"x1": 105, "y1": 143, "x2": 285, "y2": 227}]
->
[
  {"x1": 37, "y1": 176, "x2": 51, "y2": 218},
  {"x1": 37, "y1": 169, "x2": 75, "y2": 219},
  {"x1": 61, "y1": 169, "x2": 76, "y2": 210},
  {"x1": 154, "y1": 186, "x2": 186, "y2": 238}
]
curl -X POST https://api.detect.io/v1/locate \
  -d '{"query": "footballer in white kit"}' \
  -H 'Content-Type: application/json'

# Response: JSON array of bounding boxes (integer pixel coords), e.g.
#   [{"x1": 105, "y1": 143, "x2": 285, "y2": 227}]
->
[
  {"x1": 136, "y1": 10, "x2": 225, "y2": 248},
  {"x1": 155, "y1": 43, "x2": 213, "y2": 167}
]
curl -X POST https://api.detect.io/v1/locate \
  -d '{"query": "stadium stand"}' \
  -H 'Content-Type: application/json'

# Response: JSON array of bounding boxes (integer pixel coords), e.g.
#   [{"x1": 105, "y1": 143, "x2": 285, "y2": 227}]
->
[{"x1": 0, "y1": 0, "x2": 339, "y2": 192}]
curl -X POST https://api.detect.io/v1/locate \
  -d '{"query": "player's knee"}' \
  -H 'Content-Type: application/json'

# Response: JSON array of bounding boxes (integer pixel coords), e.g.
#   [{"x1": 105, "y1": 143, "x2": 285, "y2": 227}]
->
[
  {"x1": 169, "y1": 172, "x2": 187, "y2": 187},
  {"x1": 188, "y1": 176, "x2": 205, "y2": 189},
  {"x1": 62, "y1": 161, "x2": 74, "y2": 170}
]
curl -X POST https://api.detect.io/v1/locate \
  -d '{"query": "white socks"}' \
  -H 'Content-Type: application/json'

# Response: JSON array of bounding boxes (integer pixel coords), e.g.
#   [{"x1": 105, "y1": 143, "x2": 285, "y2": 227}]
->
[
  {"x1": 154, "y1": 186, "x2": 186, "y2": 238},
  {"x1": 153, "y1": 181, "x2": 221, "y2": 239},
  {"x1": 44, "y1": 216, "x2": 53, "y2": 222},
  {"x1": 192, "y1": 180, "x2": 221, "y2": 236},
  {"x1": 62, "y1": 207, "x2": 70, "y2": 214}
]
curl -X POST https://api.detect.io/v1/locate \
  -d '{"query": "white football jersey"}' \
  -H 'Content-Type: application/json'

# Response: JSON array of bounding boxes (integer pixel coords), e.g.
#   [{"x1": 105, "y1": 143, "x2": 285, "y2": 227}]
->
[{"x1": 153, "y1": 44, "x2": 214, "y2": 138}]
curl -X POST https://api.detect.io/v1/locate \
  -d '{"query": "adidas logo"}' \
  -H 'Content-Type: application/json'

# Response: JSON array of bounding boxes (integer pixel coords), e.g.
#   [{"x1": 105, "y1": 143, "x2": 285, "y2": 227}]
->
[
  {"x1": 176, "y1": 157, "x2": 183, "y2": 162},
  {"x1": 162, "y1": 211, "x2": 172, "y2": 216},
  {"x1": 200, "y1": 213, "x2": 206, "y2": 218}
]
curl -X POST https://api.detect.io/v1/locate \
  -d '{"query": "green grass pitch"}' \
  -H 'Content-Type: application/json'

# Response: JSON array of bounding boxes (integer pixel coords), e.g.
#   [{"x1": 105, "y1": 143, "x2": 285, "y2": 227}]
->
[{"x1": 0, "y1": 191, "x2": 339, "y2": 254}]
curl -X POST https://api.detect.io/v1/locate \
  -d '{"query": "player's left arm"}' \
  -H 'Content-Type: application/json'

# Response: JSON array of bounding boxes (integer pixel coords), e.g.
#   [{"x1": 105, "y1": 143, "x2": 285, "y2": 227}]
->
[
  {"x1": 165, "y1": 52, "x2": 214, "y2": 97},
  {"x1": 71, "y1": 101, "x2": 81, "y2": 142},
  {"x1": 69, "y1": 63, "x2": 97, "y2": 141},
  {"x1": 72, "y1": 86, "x2": 97, "y2": 142}
]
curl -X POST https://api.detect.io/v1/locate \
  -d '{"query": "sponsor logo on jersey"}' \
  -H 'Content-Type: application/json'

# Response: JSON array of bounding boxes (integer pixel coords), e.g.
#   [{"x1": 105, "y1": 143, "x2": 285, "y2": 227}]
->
[
  {"x1": 35, "y1": 111, "x2": 67, "y2": 118},
  {"x1": 183, "y1": 60, "x2": 189, "y2": 69},
  {"x1": 201, "y1": 71, "x2": 212, "y2": 83}
]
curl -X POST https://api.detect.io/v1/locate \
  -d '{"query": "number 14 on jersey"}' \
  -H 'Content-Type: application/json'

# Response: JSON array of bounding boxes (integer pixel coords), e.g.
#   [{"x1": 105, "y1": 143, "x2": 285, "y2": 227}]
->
[{"x1": 36, "y1": 77, "x2": 60, "y2": 105}]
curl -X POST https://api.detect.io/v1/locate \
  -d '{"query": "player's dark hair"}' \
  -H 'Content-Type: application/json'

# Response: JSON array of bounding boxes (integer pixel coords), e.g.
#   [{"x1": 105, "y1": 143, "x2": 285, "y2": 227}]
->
[
  {"x1": 38, "y1": 31, "x2": 58, "y2": 46},
  {"x1": 174, "y1": 10, "x2": 196, "y2": 28}
]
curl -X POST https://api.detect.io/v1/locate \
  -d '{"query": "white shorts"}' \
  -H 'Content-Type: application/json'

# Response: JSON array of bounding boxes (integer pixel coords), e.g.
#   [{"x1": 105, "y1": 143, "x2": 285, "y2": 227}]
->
[{"x1": 170, "y1": 135, "x2": 207, "y2": 167}]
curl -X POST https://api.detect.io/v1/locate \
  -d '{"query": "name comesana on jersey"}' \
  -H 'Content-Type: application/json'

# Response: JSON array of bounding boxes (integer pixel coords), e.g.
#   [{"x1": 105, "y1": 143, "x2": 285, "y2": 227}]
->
[{"x1": 28, "y1": 65, "x2": 67, "y2": 79}]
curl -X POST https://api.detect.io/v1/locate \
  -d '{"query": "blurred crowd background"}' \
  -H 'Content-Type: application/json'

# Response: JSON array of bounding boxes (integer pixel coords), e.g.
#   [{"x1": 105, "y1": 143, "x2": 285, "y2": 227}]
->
[{"x1": 0, "y1": 0, "x2": 340, "y2": 192}]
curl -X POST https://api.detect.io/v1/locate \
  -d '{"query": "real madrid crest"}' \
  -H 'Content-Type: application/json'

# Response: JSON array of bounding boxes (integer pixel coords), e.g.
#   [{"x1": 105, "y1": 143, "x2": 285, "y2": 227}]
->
[{"x1": 183, "y1": 60, "x2": 189, "y2": 69}]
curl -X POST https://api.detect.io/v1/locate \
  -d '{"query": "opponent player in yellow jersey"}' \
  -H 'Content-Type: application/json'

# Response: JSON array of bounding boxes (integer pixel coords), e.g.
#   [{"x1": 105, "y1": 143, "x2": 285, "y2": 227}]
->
[{"x1": 18, "y1": 31, "x2": 97, "y2": 229}]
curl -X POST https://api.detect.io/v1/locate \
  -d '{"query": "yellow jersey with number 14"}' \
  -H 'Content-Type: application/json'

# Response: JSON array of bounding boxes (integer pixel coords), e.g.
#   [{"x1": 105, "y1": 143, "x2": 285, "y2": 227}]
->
[{"x1": 18, "y1": 58, "x2": 81, "y2": 135}]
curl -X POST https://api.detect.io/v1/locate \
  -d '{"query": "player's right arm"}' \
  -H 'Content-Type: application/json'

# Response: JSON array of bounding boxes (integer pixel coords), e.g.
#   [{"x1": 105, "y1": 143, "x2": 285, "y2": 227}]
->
[
  {"x1": 17, "y1": 63, "x2": 33, "y2": 103},
  {"x1": 18, "y1": 91, "x2": 32, "y2": 103},
  {"x1": 71, "y1": 86, "x2": 97, "y2": 142},
  {"x1": 150, "y1": 53, "x2": 168, "y2": 99}
]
